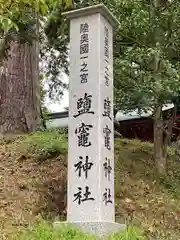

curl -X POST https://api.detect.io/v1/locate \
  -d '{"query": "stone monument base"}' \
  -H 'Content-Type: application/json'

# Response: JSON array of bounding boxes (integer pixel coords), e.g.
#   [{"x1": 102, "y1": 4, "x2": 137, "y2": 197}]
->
[{"x1": 53, "y1": 221, "x2": 126, "y2": 239}]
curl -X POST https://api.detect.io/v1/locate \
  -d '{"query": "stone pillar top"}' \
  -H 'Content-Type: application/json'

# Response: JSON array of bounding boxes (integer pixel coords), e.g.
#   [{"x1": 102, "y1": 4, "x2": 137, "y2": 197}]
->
[{"x1": 62, "y1": 4, "x2": 119, "y2": 27}]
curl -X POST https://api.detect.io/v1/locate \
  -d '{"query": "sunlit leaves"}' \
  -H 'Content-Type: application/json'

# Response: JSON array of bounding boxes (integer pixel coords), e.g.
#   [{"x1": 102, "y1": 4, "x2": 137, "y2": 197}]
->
[
  {"x1": 0, "y1": 0, "x2": 72, "y2": 33},
  {"x1": 0, "y1": 17, "x2": 18, "y2": 33},
  {"x1": 0, "y1": 0, "x2": 73, "y2": 63}
]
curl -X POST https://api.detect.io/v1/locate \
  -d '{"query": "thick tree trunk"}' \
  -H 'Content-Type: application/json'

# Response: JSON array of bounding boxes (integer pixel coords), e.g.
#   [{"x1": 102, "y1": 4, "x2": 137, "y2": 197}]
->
[
  {"x1": 0, "y1": 11, "x2": 40, "y2": 134},
  {"x1": 0, "y1": 40, "x2": 40, "y2": 134},
  {"x1": 153, "y1": 105, "x2": 166, "y2": 174}
]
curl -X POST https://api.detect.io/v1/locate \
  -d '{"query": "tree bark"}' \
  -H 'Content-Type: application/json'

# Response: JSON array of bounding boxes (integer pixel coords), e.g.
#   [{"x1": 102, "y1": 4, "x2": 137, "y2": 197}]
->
[
  {"x1": 152, "y1": 0, "x2": 168, "y2": 174},
  {"x1": 153, "y1": 105, "x2": 166, "y2": 174},
  {"x1": 0, "y1": 19, "x2": 40, "y2": 134},
  {"x1": 154, "y1": 105, "x2": 176, "y2": 174}
]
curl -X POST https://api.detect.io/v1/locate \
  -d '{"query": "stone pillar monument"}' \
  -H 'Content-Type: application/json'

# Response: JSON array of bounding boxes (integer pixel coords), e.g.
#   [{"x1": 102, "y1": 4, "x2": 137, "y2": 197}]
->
[{"x1": 55, "y1": 4, "x2": 125, "y2": 238}]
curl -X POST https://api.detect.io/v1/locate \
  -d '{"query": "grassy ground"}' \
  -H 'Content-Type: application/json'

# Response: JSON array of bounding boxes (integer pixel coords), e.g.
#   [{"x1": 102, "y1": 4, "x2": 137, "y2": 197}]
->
[
  {"x1": 12, "y1": 218, "x2": 145, "y2": 240},
  {"x1": 0, "y1": 130, "x2": 180, "y2": 239}
]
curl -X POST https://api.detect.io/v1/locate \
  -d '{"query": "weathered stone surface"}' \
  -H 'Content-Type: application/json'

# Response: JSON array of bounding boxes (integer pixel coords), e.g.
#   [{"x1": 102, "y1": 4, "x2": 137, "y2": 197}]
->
[{"x1": 57, "y1": 4, "x2": 125, "y2": 237}]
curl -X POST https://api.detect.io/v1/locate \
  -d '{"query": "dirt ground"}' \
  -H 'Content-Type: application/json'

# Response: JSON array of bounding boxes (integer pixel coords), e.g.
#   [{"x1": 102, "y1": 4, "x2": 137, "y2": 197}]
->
[
  {"x1": 0, "y1": 136, "x2": 180, "y2": 239},
  {"x1": 0, "y1": 140, "x2": 67, "y2": 239}
]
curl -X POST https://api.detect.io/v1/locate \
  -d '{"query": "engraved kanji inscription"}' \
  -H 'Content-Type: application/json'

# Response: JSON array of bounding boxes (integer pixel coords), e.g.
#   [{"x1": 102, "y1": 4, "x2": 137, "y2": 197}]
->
[
  {"x1": 105, "y1": 26, "x2": 109, "y2": 38},
  {"x1": 103, "y1": 125, "x2": 111, "y2": 150},
  {"x1": 80, "y1": 73, "x2": 88, "y2": 83},
  {"x1": 103, "y1": 157, "x2": 112, "y2": 181},
  {"x1": 73, "y1": 186, "x2": 95, "y2": 205},
  {"x1": 80, "y1": 44, "x2": 89, "y2": 54},
  {"x1": 103, "y1": 188, "x2": 113, "y2": 205},
  {"x1": 73, "y1": 93, "x2": 94, "y2": 118},
  {"x1": 80, "y1": 23, "x2": 89, "y2": 33},
  {"x1": 74, "y1": 156, "x2": 93, "y2": 179},
  {"x1": 80, "y1": 61, "x2": 88, "y2": 72},
  {"x1": 105, "y1": 66, "x2": 109, "y2": 86},
  {"x1": 75, "y1": 122, "x2": 93, "y2": 147},
  {"x1": 80, "y1": 61, "x2": 88, "y2": 83},
  {"x1": 104, "y1": 26, "x2": 109, "y2": 59},
  {"x1": 80, "y1": 33, "x2": 89, "y2": 44},
  {"x1": 102, "y1": 97, "x2": 112, "y2": 120}
]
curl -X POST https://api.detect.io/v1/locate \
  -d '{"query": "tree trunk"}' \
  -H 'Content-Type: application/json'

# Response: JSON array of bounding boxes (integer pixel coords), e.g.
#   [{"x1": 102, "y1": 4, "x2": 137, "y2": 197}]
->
[
  {"x1": 152, "y1": 0, "x2": 169, "y2": 175},
  {"x1": 0, "y1": 42, "x2": 38, "y2": 133},
  {"x1": 0, "y1": 19, "x2": 40, "y2": 134},
  {"x1": 153, "y1": 105, "x2": 166, "y2": 174}
]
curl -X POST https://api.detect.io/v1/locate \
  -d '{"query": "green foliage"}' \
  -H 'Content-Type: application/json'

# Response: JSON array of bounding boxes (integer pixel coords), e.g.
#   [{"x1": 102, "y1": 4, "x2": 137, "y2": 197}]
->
[
  {"x1": 2, "y1": 0, "x2": 179, "y2": 108},
  {"x1": 16, "y1": 219, "x2": 145, "y2": 240},
  {"x1": 59, "y1": 0, "x2": 180, "y2": 113},
  {"x1": 41, "y1": 0, "x2": 180, "y2": 105},
  {"x1": 111, "y1": 0, "x2": 180, "y2": 113},
  {"x1": 40, "y1": 3, "x2": 70, "y2": 101},
  {"x1": 114, "y1": 46, "x2": 180, "y2": 112},
  {"x1": 22, "y1": 130, "x2": 67, "y2": 161},
  {"x1": 0, "y1": 0, "x2": 73, "y2": 105},
  {"x1": 0, "y1": 0, "x2": 72, "y2": 63},
  {"x1": 17, "y1": 220, "x2": 95, "y2": 240},
  {"x1": 40, "y1": 11, "x2": 69, "y2": 101},
  {"x1": 0, "y1": 0, "x2": 72, "y2": 32},
  {"x1": 58, "y1": 127, "x2": 68, "y2": 137},
  {"x1": 110, "y1": 226, "x2": 145, "y2": 240}
]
